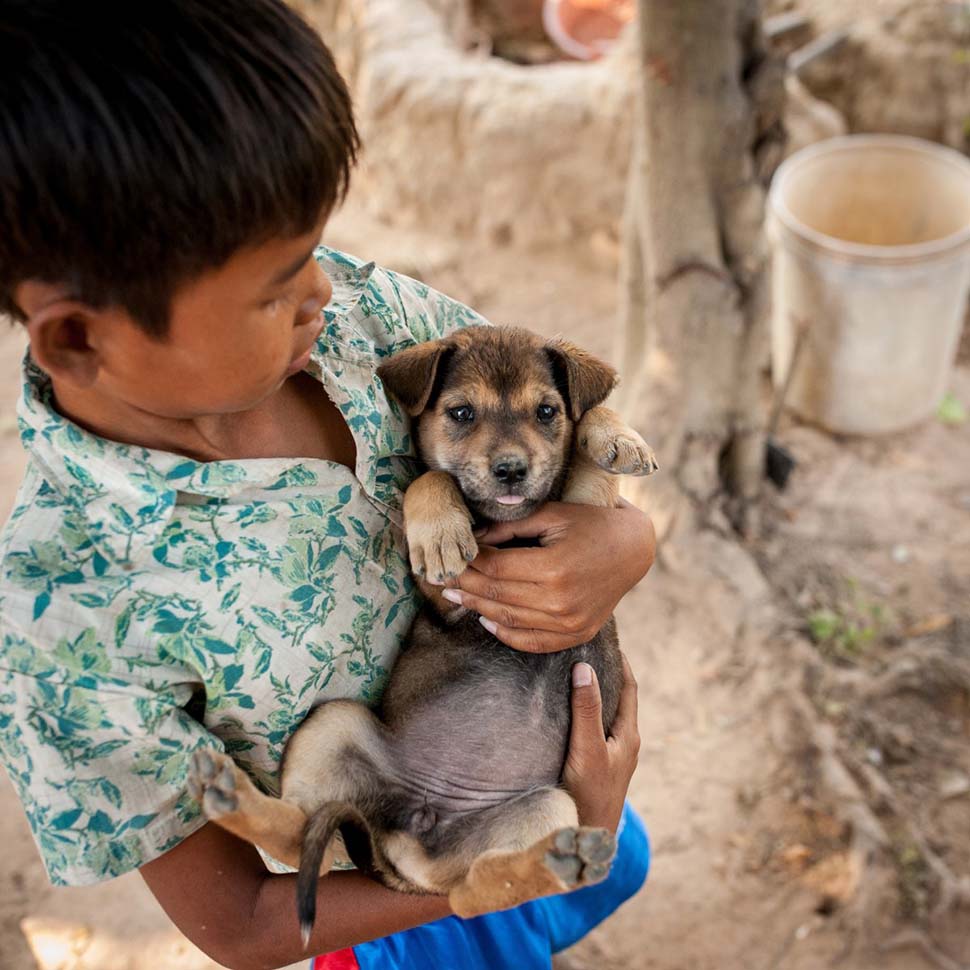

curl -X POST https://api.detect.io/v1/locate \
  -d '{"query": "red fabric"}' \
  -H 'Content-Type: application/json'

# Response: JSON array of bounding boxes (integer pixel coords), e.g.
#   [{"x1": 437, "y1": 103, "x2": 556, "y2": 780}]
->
[{"x1": 311, "y1": 949, "x2": 360, "y2": 970}]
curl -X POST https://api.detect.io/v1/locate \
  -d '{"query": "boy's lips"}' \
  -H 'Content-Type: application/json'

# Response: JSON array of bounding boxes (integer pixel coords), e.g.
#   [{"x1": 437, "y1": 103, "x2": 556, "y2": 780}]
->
[
  {"x1": 285, "y1": 320, "x2": 325, "y2": 376},
  {"x1": 285, "y1": 345, "x2": 314, "y2": 376}
]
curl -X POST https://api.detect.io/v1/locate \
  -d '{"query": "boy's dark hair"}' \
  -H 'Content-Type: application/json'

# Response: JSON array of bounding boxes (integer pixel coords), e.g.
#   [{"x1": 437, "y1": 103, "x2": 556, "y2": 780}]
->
[{"x1": 0, "y1": 0, "x2": 359, "y2": 336}]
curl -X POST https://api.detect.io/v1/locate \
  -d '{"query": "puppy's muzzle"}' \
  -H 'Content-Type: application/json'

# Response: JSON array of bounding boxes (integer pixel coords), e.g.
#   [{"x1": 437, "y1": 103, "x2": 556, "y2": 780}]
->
[{"x1": 491, "y1": 456, "x2": 528, "y2": 485}]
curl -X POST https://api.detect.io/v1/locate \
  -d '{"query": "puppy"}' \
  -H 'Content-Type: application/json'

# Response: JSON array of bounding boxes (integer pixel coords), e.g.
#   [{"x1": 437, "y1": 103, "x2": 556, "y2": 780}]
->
[{"x1": 188, "y1": 326, "x2": 657, "y2": 943}]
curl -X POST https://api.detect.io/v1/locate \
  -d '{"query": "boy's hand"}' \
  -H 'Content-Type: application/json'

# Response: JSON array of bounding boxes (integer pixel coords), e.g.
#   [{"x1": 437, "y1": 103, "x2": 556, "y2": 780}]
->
[
  {"x1": 445, "y1": 499, "x2": 655, "y2": 653},
  {"x1": 564, "y1": 654, "x2": 640, "y2": 833}
]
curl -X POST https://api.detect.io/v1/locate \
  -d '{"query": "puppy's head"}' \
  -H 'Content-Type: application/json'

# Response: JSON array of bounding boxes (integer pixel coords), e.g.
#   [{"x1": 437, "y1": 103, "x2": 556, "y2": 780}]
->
[{"x1": 377, "y1": 326, "x2": 616, "y2": 522}]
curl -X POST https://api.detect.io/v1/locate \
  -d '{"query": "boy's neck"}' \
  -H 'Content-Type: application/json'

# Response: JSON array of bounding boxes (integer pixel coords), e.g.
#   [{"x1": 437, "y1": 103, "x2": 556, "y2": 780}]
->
[
  {"x1": 52, "y1": 376, "x2": 294, "y2": 463},
  {"x1": 49, "y1": 371, "x2": 358, "y2": 469}
]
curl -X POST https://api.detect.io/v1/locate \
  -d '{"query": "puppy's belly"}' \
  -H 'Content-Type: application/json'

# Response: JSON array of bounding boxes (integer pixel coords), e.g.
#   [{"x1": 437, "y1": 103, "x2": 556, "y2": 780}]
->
[
  {"x1": 388, "y1": 687, "x2": 566, "y2": 815},
  {"x1": 381, "y1": 613, "x2": 611, "y2": 820}
]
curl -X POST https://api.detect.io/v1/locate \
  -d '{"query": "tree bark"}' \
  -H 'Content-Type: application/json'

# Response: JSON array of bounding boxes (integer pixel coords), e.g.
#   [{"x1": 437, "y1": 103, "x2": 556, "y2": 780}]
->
[{"x1": 618, "y1": 0, "x2": 784, "y2": 535}]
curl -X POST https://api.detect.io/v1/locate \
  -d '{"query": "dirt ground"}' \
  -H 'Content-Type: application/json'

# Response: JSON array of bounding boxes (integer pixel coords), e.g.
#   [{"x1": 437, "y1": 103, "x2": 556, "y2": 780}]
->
[{"x1": 2, "y1": 183, "x2": 967, "y2": 970}]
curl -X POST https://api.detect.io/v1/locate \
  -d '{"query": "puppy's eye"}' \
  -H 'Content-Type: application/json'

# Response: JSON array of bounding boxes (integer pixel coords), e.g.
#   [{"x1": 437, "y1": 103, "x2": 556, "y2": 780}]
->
[
  {"x1": 448, "y1": 405, "x2": 475, "y2": 423},
  {"x1": 536, "y1": 404, "x2": 558, "y2": 423}
]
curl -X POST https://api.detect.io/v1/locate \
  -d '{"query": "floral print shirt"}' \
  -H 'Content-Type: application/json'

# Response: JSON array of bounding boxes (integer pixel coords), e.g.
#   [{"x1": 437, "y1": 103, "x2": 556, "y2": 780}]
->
[{"x1": 0, "y1": 247, "x2": 485, "y2": 886}]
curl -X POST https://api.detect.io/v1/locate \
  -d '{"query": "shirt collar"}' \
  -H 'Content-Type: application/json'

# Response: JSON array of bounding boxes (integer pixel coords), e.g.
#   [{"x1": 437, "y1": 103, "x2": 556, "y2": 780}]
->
[{"x1": 16, "y1": 250, "x2": 379, "y2": 568}]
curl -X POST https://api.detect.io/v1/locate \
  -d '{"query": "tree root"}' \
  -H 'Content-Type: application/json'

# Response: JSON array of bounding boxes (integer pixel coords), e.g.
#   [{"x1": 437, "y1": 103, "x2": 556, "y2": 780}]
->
[
  {"x1": 861, "y1": 647, "x2": 970, "y2": 703},
  {"x1": 840, "y1": 746, "x2": 970, "y2": 919},
  {"x1": 775, "y1": 684, "x2": 970, "y2": 966},
  {"x1": 881, "y1": 929, "x2": 970, "y2": 970}
]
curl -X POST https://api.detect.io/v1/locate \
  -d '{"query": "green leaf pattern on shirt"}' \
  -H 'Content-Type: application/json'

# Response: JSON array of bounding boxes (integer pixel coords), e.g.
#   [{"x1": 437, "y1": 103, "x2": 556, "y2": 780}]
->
[{"x1": 0, "y1": 247, "x2": 485, "y2": 885}]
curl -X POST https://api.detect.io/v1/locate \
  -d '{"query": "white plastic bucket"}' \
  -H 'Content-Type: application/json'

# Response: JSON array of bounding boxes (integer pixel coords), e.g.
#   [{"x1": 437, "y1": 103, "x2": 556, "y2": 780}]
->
[{"x1": 768, "y1": 134, "x2": 970, "y2": 434}]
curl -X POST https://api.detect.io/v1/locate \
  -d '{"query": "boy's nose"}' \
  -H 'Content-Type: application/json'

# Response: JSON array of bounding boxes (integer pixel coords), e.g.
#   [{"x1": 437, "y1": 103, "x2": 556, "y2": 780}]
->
[
  {"x1": 296, "y1": 267, "x2": 332, "y2": 326},
  {"x1": 297, "y1": 296, "x2": 324, "y2": 323},
  {"x1": 491, "y1": 456, "x2": 528, "y2": 484}
]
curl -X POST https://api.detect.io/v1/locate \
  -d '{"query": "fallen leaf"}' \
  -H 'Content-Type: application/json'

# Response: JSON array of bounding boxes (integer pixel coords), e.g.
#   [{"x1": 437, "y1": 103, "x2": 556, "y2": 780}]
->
[
  {"x1": 20, "y1": 918, "x2": 91, "y2": 970},
  {"x1": 904, "y1": 614, "x2": 953, "y2": 638},
  {"x1": 802, "y1": 850, "x2": 861, "y2": 904},
  {"x1": 779, "y1": 842, "x2": 812, "y2": 873}
]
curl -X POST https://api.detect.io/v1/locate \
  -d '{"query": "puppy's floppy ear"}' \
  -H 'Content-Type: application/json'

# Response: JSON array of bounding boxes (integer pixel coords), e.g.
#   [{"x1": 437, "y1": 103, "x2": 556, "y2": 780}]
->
[
  {"x1": 545, "y1": 339, "x2": 618, "y2": 420},
  {"x1": 377, "y1": 340, "x2": 454, "y2": 416}
]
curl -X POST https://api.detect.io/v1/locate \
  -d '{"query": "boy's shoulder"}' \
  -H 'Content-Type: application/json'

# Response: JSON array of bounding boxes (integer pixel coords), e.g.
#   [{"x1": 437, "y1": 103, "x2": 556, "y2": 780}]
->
[
  {"x1": 315, "y1": 245, "x2": 488, "y2": 356},
  {"x1": 0, "y1": 247, "x2": 490, "y2": 633}
]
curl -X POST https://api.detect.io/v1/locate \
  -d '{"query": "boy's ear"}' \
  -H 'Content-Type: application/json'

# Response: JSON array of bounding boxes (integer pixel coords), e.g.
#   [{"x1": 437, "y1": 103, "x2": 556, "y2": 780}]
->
[
  {"x1": 19, "y1": 283, "x2": 102, "y2": 388},
  {"x1": 377, "y1": 340, "x2": 454, "y2": 416},
  {"x1": 545, "y1": 339, "x2": 618, "y2": 420}
]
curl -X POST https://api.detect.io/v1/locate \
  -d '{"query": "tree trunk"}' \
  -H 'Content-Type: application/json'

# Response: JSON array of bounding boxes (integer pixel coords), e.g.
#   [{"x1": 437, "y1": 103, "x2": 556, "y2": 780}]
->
[{"x1": 618, "y1": 0, "x2": 784, "y2": 536}]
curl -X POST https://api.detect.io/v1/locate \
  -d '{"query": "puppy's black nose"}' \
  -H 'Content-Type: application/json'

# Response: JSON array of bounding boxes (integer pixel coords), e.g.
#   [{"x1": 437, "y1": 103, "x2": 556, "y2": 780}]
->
[{"x1": 492, "y1": 457, "x2": 528, "y2": 484}]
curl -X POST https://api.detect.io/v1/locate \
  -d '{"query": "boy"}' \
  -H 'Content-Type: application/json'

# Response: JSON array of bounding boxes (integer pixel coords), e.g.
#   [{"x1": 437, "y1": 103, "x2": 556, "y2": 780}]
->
[{"x1": 0, "y1": 3, "x2": 654, "y2": 968}]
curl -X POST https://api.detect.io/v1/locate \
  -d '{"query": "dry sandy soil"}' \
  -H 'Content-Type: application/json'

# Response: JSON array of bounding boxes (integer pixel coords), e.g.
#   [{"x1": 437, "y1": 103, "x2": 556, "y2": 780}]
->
[{"x1": 2, "y1": 187, "x2": 968, "y2": 970}]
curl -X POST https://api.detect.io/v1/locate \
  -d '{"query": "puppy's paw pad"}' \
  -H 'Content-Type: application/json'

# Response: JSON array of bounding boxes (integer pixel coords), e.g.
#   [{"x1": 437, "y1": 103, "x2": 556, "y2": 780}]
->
[
  {"x1": 544, "y1": 851, "x2": 582, "y2": 884},
  {"x1": 577, "y1": 828, "x2": 616, "y2": 865},
  {"x1": 189, "y1": 749, "x2": 240, "y2": 819},
  {"x1": 543, "y1": 826, "x2": 616, "y2": 890}
]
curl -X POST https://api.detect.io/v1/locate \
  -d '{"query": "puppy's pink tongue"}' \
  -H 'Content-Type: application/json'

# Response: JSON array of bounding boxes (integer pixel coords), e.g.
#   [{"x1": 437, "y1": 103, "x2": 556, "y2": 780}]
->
[{"x1": 496, "y1": 495, "x2": 525, "y2": 506}]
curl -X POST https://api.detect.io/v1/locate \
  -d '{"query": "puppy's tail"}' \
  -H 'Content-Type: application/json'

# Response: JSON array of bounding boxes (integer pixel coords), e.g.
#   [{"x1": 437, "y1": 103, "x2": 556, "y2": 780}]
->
[{"x1": 296, "y1": 801, "x2": 371, "y2": 949}]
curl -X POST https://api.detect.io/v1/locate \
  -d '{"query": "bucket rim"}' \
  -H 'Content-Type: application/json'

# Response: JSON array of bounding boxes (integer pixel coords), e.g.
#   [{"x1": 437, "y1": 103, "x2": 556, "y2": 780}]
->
[{"x1": 769, "y1": 134, "x2": 970, "y2": 264}]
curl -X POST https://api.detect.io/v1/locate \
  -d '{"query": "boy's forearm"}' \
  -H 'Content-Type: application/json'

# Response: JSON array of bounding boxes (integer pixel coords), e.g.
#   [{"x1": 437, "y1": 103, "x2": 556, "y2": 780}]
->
[
  {"x1": 141, "y1": 822, "x2": 452, "y2": 970},
  {"x1": 246, "y1": 869, "x2": 453, "y2": 970}
]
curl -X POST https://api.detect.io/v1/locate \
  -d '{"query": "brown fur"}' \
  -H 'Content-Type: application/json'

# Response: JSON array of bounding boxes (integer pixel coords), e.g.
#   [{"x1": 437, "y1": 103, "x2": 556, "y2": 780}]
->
[{"x1": 189, "y1": 325, "x2": 658, "y2": 942}]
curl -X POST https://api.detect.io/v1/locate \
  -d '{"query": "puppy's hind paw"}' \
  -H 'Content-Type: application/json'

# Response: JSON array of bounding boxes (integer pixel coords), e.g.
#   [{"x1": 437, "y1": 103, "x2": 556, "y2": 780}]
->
[
  {"x1": 544, "y1": 826, "x2": 617, "y2": 889},
  {"x1": 188, "y1": 749, "x2": 240, "y2": 820}
]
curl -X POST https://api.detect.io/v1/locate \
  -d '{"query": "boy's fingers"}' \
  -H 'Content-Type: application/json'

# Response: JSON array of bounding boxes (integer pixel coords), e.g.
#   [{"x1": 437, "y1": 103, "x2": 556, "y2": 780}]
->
[
  {"x1": 448, "y1": 593, "x2": 566, "y2": 635},
  {"x1": 473, "y1": 504, "x2": 565, "y2": 547},
  {"x1": 466, "y1": 544, "x2": 556, "y2": 584},
  {"x1": 568, "y1": 663, "x2": 608, "y2": 762},
  {"x1": 456, "y1": 564, "x2": 541, "y2": 609},
  {"x1": 480, "y1": 618, "x2": 582, "y2": 654}
]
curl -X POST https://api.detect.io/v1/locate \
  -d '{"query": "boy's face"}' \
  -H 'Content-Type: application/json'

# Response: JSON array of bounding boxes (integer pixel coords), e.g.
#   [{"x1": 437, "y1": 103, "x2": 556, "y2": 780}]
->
[{"x1": 22, "y1": 220, "x2": 333, "y2": 420}]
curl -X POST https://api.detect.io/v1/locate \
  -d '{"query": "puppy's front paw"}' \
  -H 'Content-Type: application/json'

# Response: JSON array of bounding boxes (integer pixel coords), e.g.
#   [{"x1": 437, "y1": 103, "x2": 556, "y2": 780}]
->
[
  {"x1": 407, "y1": 512, "x2": 478, "y2": 585},
  {"x1": 188, "y1": 749, "x2": 240, "y2": 819},
  {"x1": 584, "y1": 425, "x2": 659, "y2": 477}
]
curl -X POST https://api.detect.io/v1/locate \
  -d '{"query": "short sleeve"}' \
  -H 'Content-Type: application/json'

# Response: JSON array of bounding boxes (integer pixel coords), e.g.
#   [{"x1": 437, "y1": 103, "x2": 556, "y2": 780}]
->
[
  {"x1": 318, "y1": 245, "x2": 491, "y2": 354},
  {"x1": 0, "y1": 630, "x2": 220, "y2": 886},
  {"x1": 374, "y1": 266, "x2": 491, "y2": 345}
]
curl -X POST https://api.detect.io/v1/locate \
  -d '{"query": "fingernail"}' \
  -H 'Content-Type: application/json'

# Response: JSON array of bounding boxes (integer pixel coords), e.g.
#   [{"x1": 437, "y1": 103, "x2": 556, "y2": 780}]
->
[
  {"x1": 442, "y1": 589, "x2": 463, "y2": 605},
  {"x1": 479, "y1": 616, "x2": 498, "y2": 635},
  {"x1": 572, "y1": 663, "x2": 592, "y2": 687}
]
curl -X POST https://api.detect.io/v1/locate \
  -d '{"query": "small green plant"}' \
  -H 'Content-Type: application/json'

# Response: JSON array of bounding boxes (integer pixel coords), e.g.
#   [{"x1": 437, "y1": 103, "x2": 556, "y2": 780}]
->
[
  {"x1": 806, "y1": 580, "x2": 889, "y2": 661},
  {"x1": 937, "y1": 392, "x2": 968, "y2": 426},
  {"x1": 893, "y1": 840, "x2": 932, "y2": 921}
]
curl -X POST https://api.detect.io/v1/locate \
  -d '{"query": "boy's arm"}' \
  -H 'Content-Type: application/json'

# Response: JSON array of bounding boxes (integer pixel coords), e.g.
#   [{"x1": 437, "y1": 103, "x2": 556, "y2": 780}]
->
[
  {"x1": 451, "y1": 499, "x2": 655, "y2": 653},
  {"x1": 141, "y1": 658, "x2": 639, "y2": 970},
  {"x1": 140, "y1": 822, "x2": 451, "y2": 970}
]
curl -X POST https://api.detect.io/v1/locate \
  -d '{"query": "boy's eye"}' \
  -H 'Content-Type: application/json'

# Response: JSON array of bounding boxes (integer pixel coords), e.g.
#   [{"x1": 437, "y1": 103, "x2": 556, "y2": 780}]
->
[
  {"x1": 262, "y1": 289, "x2": 294, "y2": 311},
  {"x1": 536, "y1": 404, "x2": 558, "y2": 423},
  {"x1": 448, "y1": 405, "x2": 475, "y2": 423}
]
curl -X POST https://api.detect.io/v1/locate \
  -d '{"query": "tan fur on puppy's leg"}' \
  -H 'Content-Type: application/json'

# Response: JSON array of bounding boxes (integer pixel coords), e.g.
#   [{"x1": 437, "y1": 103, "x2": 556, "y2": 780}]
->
[
  {"x1": 575, "y1": 406, "x2": 658, "y2": 477},
  {"x1": 188, "y1": 749, "x2": 309, "y2": 870},
  {"x1": 404, "y1": 470, "x2": 477, "y2": 584},
  {"x1": 281, "y1": 700, "x2": 388, "y2": 813},
  {"x1": 449, "y1": 824, "x2": 617, "y2": 919},
  {"x1": 447, "y1": 788, "x2": 613, "y2": 918},
  {"x1": 561, "y1": 453, "x2": 621, "y2": 508}
]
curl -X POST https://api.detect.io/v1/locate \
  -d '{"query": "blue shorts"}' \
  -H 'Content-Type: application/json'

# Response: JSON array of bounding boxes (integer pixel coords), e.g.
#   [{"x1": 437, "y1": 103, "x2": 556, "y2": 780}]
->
[{"x1": 312, "y1": 802, "x2": 650, "y2": 970}]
